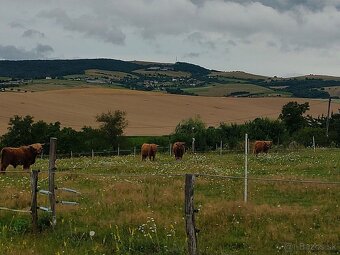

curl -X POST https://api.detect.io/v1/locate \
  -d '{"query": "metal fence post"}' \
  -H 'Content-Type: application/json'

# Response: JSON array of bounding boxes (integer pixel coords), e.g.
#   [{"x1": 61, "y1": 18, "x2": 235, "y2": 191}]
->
[
  {"x1": 31, "y1": 170, "x2": 39, "y2": 234},
  {"x1": 244, "y1": 134, "x2": 248, "y2": 203},
  {"x1": 49, "y1": 137, "x2": 57, "y2": 226}
]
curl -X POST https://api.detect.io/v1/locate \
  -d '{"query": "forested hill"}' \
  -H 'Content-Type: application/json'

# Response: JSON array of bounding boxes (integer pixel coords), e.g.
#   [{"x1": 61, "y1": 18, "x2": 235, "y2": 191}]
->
[
  {"x1": 0, "y1": 59, "x2": 210, "y2": 79},
  {"x1": 1, "y1": 59, "x2": 340, "y2": 99}
]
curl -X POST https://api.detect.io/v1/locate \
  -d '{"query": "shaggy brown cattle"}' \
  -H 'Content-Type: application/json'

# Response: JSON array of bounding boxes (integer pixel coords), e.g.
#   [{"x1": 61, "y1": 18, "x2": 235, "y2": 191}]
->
[
  {"x1": 173, "y1": 142, "x2": 185, "y2": 160},
  {"x1": 253, "y1": 140, "x2": 272, "y2": 155},
  {"x1": 141, "y1": 143, "x2": 150, "y2": 161},
  {"x1": 0, "y1": 143, "x2": 44, "y2": 172},
  {"x1": 148, "y1": 144, "x2": 158, "y2": 161},
  {"x1": 141, "y1": 143, "x2": 158, "y2": 161}
]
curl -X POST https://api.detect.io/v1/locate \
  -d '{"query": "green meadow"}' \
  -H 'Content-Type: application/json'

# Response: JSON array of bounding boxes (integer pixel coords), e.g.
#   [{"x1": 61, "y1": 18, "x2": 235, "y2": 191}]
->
[{"x1": 0, "y1": 149, "x2": 339, "y2": 254}]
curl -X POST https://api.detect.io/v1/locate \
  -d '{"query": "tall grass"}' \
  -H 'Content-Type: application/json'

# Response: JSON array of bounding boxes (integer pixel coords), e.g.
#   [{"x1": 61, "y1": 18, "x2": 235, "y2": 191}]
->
[{"x1": 0, "y1": 149, "x2": 339, "y2": 254}]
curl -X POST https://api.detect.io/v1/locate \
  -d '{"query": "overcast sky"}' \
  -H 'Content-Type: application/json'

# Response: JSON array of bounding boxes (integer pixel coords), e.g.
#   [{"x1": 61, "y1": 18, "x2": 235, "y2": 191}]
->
[{"x1": 1, "y1": 0, "x2": 340, "y2": 77}]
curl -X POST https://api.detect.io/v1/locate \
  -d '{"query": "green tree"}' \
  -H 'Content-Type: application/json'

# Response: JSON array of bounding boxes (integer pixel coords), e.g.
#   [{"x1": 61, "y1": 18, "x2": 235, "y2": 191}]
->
[
  {"x1": 171, "y1": 116, "x2": 207, "y2": 150},
  {"x1": 245, "y1": 118, "x2": 286, "y2": 144},
  {"x1": 279, "y1": 102, "x2": 310, "y2": 134},
  {"x1": 219, "y1": 123, "x2": 245, "y2": 149},
  {"x1": 1, "y1": 115, "x2": 34, "y2": 146},
  {"x1": 96, "y1": 110, "x2": 128, "y2": 149}
]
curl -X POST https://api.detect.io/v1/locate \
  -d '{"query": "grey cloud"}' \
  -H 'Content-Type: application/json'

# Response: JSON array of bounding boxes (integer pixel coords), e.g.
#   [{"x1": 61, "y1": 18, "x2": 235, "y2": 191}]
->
[
  {"x1": 35, "y1": 44, "x2": 53, "y2": 54},
  {"x1": 22, "y1": 29, "x2": 45, "y2": 38},
  {"x1": 227, "y1": 40, "x2": 237, "y2": 47},
  {"x1": 0, "y1": 44, "x2": 54, "y2": 60},
  {"x1": 191, "y1": 0, "x2": 338, "y2": 12},
  {"x1": 42, "y1": 1, "x2": 340, "y2": 51},
  {"x1": 9, "y1": 21, "x2": 25, "y2": 29},
  {"x1": 184, "y1": 52, "x2": 200, "y2": 58},
  {"x1": 39, "y1": 8, "x2": 125, "y2": 45},
  {"x1": 187, "y1": 32, "x2": 216, "y2": 49},
  {"x1": 266, "y1": 41, "x2": 277, "y2": 47}
]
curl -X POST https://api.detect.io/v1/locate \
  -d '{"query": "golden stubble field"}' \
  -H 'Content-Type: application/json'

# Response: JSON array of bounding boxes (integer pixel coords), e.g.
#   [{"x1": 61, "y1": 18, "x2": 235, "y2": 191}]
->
[{"x1": 0, "y1": 88, "x2": 338, "y2": 135}]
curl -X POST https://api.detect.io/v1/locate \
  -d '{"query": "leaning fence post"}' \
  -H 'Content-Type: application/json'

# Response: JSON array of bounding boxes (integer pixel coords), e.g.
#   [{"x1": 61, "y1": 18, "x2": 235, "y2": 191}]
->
[
  {"x1": 185, "y1": 174, "x2": 198, "y2": 255},
  {"x1": 49, "y1": 137, "x2": 57, "y2": 226},
  {"x1": 31, "y1": 170, "x2": 39, "y2": 234}
]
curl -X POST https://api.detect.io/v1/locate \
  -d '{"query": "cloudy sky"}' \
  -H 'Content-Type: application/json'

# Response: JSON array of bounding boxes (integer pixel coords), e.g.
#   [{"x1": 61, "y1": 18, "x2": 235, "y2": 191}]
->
[{"x1": 1, "y1": 0, "x2": 340, "y2": 77}]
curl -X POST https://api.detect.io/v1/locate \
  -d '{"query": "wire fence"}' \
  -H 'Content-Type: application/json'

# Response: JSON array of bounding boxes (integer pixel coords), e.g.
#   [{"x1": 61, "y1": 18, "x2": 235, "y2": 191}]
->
[{"x1": 41, "y1": 146, "x2": 340, "y2": 159}]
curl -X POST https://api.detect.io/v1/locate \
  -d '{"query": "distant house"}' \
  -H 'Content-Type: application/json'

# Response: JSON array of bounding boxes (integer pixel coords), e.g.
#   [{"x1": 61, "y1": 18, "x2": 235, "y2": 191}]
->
[{"x1": 45, "y1": 76, "x2": 52, "y2": 80}]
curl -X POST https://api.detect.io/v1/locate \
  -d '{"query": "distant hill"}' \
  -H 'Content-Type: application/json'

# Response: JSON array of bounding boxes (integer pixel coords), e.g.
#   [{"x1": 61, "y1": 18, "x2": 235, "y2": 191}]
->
[
  {"x1": 0, "y1": 59, "x2": 141, "y2": 79},
  {"x1": 0, "y1": 59, "x2": 210, "y2": 79},
  {"x1": 209, "y1": 71, "x2": 269, "y2": 80},
  {"x1": 1, "y1": 58, "x2": 340, "y2": 99}
]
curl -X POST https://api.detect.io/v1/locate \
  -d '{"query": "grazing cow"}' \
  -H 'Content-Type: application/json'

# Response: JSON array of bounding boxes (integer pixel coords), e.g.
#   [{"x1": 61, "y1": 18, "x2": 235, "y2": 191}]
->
[
  {"x1": 141, "y1": 143, "x2": 150, "y2": 161},
  {"x1": 173, "y1": 142, "x2": 185, "y2": 160},
  {"x1": 148, "y1": 144, "x2": 158, "y2": 161},
  {"x1": 141, "y1": 143, "x2": 158, "y2": 161},
  {"x1": 253, "y1": 140, "x2": 272, "y2": 156},
  {"x1": 0, "y1": 143, "x2": 44, "y2": 172}
]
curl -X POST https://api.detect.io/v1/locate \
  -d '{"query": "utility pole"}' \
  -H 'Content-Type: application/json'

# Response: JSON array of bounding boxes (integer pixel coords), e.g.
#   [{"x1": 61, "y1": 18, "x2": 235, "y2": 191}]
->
[{"x1": 326, "y1": 97, "x2": 331, "y2": 137}]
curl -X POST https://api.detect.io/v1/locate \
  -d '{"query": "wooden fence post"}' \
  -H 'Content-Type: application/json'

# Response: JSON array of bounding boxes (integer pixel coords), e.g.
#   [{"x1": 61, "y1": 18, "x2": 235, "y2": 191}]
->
[
  {"x1": 118, "y1": 145, "x2": 120, "y2": 156},
  {"x1": 49, "y1": 137, "x2": 57, "y2": 226},
  {"x1": 91, "y1": 149, "x2": 94, "y2": 159},
  {"x1": 169, "y1": 143, "x2": 172, "y2": 156},
  {"x1": 133, "y1": 147, "x2": 136, "y2": 157},
  {"x1": 31, "y1": 170, "x2": 39, "y2": 234},
  {"x1": 220, "y1": 140, "x2": 223, "y2": 155},
  {"x1": 185, "y1": 174, "x2": 198, "y2": 255}
]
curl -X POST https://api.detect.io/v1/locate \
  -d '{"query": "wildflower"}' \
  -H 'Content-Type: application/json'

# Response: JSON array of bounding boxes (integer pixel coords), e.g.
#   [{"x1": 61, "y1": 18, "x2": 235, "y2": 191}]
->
[{"x1": 89, "y1": 231, "x2": 95, "y2": 237}]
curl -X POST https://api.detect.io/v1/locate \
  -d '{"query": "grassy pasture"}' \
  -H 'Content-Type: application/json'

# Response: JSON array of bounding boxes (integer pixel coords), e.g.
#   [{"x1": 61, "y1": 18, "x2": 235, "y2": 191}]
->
[
  {"x1": 0, "y1": 149, "x2": 339, "y2": 254},
  {"x1": 85, "y1": 69, "x2": 139, "y2": 80},
  {"x1": 7, "y1": 79, "x2": 110, "y2": 92},
  {"x1": 324, "y1": 86, "x2": 340, "y2": 98},
  {"x1": 133, "y1": 70, "x2": 191, "y2": 78},
  {"x1": 184, "y1": 83, "x2": 276, "y2": 97},
  {"x1": 209, "y1": 71, "x2": 269, "y2": 80}
]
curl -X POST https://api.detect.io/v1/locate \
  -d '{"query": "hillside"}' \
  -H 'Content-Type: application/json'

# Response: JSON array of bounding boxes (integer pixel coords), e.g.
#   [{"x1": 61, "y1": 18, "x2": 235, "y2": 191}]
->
[
  {"x1": 0, "y1": 87, "x2": 338, "y2": 136},
  {"x1": 1, "y1": 59, "x2": 340, "y2": 99}
]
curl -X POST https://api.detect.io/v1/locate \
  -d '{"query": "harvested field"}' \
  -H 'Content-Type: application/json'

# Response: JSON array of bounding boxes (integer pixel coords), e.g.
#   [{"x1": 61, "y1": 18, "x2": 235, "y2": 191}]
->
[{"x1": 0, "y1": 88, "x2": 338, "y2": 135}]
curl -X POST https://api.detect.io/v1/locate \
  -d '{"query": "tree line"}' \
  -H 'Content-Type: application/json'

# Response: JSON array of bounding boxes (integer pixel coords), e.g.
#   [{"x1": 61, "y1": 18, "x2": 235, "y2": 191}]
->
[{"x1": 1, "y1": 102, "x2": 340, "y2": 153}]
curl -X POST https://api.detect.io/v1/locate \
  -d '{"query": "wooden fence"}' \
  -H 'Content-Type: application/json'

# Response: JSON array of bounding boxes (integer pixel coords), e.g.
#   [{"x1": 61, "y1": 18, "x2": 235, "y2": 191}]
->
[
  {"x1": 0, "y1": 137, "x2": 80, "y2": 233},
  {"x1": 1, "y1": 137, "x2": 340, "y2": 254}
]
